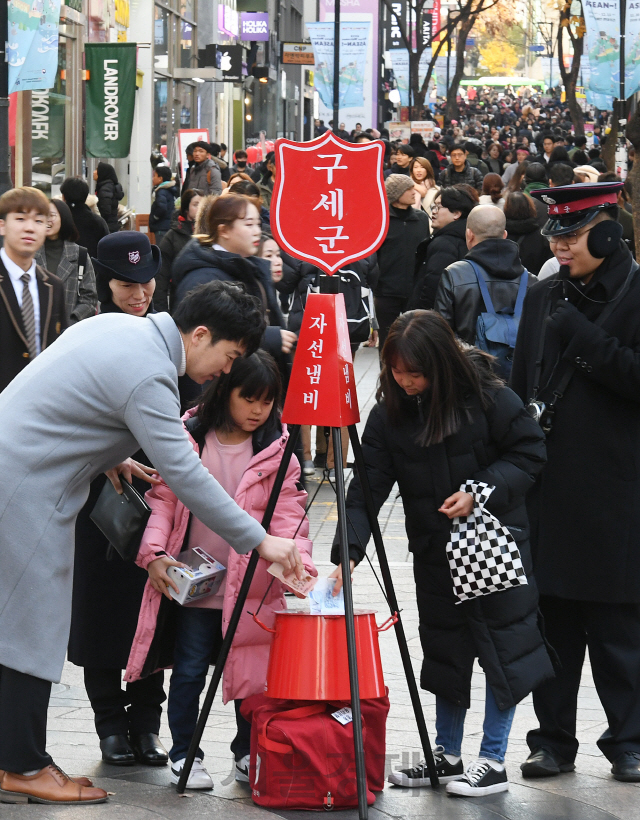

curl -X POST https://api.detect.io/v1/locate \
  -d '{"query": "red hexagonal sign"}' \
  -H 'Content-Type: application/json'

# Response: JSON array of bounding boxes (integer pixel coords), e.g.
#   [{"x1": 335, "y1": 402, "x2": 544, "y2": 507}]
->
[{"x1": 270, "y1": 132, "x2": 389, "y2": 275}]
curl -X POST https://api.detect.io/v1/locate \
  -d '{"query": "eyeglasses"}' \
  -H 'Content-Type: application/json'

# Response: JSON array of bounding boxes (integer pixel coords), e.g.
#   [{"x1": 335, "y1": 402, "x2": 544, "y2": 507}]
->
[
  {"x1": 430, "y1": 204, "x2": 441, "y2": 214},
  {"x1": 548, "y1": 226, "x2": 594, "y2": 246}
]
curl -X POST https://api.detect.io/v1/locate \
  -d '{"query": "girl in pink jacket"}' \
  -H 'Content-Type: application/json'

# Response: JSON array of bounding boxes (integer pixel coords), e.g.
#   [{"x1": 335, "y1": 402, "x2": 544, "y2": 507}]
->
[{"x1": 125, "y1": 351, "x2": 315, "y2": 790}]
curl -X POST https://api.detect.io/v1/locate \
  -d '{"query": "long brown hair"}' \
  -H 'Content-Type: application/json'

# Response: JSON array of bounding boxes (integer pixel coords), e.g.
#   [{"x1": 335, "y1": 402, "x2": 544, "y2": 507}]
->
[
  {"x1": 377, "y1": 311, "x2": 502, "y2": 446},
  {"x1": 410, "y1": 157, "x2": 436, "y2": 186}
]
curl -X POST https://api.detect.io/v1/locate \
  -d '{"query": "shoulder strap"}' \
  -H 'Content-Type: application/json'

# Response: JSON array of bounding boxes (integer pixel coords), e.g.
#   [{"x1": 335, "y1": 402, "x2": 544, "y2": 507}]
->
[
  {"x1": 513, "y1": 271, "x2": 529, "y2": 320},
  {"x1": 467, "y1": 260, "x2": 496, "y2": 315},
  {"x1": 78, "y1": 246, "x2": 87, "y2": 279}
]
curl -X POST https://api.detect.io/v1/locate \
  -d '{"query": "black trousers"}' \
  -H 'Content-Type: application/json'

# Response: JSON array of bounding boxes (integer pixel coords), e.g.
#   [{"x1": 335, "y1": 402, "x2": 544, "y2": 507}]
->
[
  {"x1": 83, "y1": 667, "x2": 166, "y2": 739},
  {"x1": 0, "y1": 665, "x2": 53, "y2": 773},
  {"x1": 527, "y1": 596, "x2": 640, "y2": 763},
  {"x1": 373, "y1": 295, "x2": 407, "y2": 354}
]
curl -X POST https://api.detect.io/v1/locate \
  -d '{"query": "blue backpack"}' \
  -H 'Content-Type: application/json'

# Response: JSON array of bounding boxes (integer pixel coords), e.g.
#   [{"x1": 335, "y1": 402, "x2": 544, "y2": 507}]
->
[{"x1": 468, "y1": 260, "x2": 528, "y2": 380}]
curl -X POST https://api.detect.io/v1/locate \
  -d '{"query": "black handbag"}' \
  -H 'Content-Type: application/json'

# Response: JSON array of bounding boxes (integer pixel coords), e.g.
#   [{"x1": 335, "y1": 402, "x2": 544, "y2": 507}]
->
[{"x1": 90, "y1": 476, "x2": 151, "y2": 562}]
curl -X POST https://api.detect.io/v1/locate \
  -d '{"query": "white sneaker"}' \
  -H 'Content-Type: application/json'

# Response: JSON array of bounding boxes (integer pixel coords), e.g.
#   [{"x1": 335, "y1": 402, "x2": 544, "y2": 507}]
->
[
  {"x1": 170, "y1": 757, "x2": 213, "y2": 790},
  {"x1": 303, "y1": 460, "x2": 316, "y2": 476},
  {"x1": 446, "y1": 758, "x2": 509, "y2": 797},
  {"x1": 235, "y1": 754, "x2": 250, "y2": 782}
]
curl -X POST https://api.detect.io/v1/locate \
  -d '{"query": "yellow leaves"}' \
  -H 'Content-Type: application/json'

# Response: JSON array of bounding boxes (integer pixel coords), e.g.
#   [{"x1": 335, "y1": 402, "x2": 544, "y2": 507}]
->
[{"x1": 478, "y1": 40, "x2": 519, "y2": 75}]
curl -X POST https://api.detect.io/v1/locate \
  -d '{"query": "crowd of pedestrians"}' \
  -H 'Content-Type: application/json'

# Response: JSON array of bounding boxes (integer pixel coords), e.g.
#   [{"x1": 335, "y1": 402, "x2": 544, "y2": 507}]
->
[{"x1": 0, "y1": 93, "x2": 639, "y2": 807}]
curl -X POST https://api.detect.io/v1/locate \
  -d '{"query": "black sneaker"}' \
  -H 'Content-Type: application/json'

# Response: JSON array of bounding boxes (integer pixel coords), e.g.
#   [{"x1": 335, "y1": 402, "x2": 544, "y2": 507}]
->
[
  {"x1": 388, "y1": 746, "x2": 464, "y2": 787},
  {"x1": 446, "y1": 759, "x2": 509, "y2": 797}
]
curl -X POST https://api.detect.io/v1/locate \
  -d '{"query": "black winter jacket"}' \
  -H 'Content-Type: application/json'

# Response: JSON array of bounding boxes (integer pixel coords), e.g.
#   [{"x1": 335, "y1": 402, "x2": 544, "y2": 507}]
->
[
  {"x1": 172, "y1": 240, "x2": 284, "y2": 358},
  {"x1": 410, "y1": 218, "x2": 468, "y2": 309},
  {"x1": 434, "y1": 238, "x2": 536, "y2": 344},
  {"x1": 333, "y1": 379, "x2": 552, "y2": 709},
  {"x1": 149, "y1": 183, "x2": 177, "y2": 233},
  {"x1": 511, "y1": 245, "x2": 640, "y2": 603},
  {"x1": 505, "y1": 215, "x2": 553, "y2": 276},
  {"x1": 68, "y1": 204, "x2": 109, "y2": 259},
  {"x1": 439, "y1": 160, "x2": 483, "y2": 192},
  {"x1": 375, "y1": 206, "x2": 430, "y2": 301},
  {"x1": 95, "y1": 179, "x2": 123, "y2": 232},
  {"x1": 155, "y1": 212, "x2": 193, "y2": 312}
]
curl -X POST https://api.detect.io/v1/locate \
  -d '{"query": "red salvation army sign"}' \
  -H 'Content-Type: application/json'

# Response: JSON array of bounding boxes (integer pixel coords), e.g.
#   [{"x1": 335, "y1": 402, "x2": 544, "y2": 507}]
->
[{"x1": 270, "y1": 132, "x2": 389, "y2": 275}]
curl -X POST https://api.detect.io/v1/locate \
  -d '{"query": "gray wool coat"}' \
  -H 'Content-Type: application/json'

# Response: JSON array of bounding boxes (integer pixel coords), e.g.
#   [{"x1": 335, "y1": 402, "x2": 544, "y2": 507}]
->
[
  {"x1": 0, "y1": 311, "x2": 266, "y2": 683},
  {"x1": 35, "y1": 241, "x2": 98, "y2": 325}
]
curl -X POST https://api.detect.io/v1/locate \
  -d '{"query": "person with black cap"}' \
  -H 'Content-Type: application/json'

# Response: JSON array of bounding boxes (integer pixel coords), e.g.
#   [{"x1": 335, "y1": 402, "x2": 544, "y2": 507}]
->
[
  {"x1": 0, "y1": 232, "x2": 304, "y2": 806},
  {"x1": 68, "y1": 231, "x2": 169, "y2": 768},
  {"x1": 510, "y1": 181, "x2": 640, "y2": 784},
  {"x1": 188, "y1": 142, "x2": 222, "y2": 197}
]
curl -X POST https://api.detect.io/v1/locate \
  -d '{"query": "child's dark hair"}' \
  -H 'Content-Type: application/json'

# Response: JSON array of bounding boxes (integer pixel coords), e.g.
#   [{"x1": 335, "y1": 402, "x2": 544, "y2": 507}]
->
[
  {"x1": 197, "y1": 350, "x2": 282, "y2": 436},
  {"x1": 154, "y1": 165, "x2": 172, "y2": 182}
]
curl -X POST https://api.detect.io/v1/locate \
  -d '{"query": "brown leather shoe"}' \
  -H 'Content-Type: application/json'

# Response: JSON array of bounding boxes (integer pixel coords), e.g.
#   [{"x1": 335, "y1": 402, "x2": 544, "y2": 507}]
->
[
  {"x1": 0, "y1": 765, "x2": 108, "y2": 804},
  {"x1": 72, "y1": 776, "x2": 94, "y2": 787}
]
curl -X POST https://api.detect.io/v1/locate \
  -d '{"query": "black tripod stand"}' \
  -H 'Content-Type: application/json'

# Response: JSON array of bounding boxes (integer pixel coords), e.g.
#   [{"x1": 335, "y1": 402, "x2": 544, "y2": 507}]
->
[{"x1": 176, "y1": 424, "x2": 439, "y2": 815}]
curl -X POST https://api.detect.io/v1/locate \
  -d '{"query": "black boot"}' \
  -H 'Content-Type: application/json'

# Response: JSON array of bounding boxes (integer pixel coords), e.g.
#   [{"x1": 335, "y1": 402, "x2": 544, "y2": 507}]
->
[
  {"x1": 129, "y1": 733, "x2": 168, "y2": 766},
  {"x1": 100, "y1": 734, "x2": 135, "y2": 765}
]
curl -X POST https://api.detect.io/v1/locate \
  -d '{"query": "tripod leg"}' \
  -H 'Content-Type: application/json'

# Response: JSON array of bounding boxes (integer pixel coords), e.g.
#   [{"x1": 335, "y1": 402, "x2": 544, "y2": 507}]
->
[
  {"x1": 333, "y1": 427, "x2": 369, "y2": 820},
  {"x1": 176, "y1": 425, "x2": 300, "y2": 793},
  {"x1": 348, "y1": 425, "x2": 439, "y2": 789}
]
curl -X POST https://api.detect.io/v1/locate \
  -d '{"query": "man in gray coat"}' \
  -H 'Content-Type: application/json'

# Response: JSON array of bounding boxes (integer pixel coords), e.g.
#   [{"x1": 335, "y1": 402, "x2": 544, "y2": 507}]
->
[{"x1": 0, "y1": 239, "x2": 302, "y2": 805}]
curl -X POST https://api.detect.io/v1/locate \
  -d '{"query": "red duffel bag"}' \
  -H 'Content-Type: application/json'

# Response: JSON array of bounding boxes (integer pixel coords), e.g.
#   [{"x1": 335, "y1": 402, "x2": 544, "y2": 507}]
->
[{"x1": 241, "y1": 691, "x2": 390, "y2": 810}]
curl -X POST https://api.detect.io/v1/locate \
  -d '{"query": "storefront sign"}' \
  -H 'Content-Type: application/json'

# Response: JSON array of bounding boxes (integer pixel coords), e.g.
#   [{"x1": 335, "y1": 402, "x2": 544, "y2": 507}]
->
[
  {"x1": 8, "y1": 0, "x2": 62, "y2": 94},
  {"x1": 218, "y1": 4, "x2": 239, "y2": 38},
  {"x1": 282, "y1": 43, "x2": 314, "y2": 64},
  {"x1": 215, "y1": 44, "x2": 243, "y2": 81},
  {"x1": 85, "y1": 43, "x2": 137, "y2": 158},
  {"x1": 31, "y1": 90, "x2": 65, "y2": 158},
  {"x1": 240, "y1": 13, "x2": 269, "y2": 41}
]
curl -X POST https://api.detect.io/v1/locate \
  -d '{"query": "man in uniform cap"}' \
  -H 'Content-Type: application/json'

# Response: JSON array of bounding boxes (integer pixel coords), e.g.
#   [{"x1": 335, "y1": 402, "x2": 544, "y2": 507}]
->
[{"x1": 510, "y1": 182, "x2": 640, "y2": 782}]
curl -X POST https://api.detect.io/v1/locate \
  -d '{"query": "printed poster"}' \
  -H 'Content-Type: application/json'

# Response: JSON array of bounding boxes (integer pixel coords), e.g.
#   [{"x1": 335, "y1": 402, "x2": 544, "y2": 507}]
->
[
  {"x1": 8, "y1": 0, "x2": 62, "y2": 94},
  {"x1": 583, "y1": 0, "x2": 640, "y2": 105},
  {"x1": 307, "y1": 22, "x2": 371, "y2": 113}
]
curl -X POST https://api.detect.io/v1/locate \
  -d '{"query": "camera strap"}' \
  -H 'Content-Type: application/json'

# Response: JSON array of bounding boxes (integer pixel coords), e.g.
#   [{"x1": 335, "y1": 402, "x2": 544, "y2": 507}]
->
[{"x1": 533, "y1": 262, "x2": 637, "y2": 416}]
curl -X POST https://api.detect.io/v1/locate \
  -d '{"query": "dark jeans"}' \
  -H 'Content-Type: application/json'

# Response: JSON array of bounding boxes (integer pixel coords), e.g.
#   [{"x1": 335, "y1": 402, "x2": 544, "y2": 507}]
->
[
  {"x1": 0, "y1": 665, "x2": 53, "y2": 773},
  {"x1": 83, "y1": 667, "x2": 166, "y2": 739},
  {"x1": 168, "y1": 607, "x2": 251, "y2": 763},
  {"x1": 527, "y1": 596, "x2": 640, "y2": 763},
  {"x1": 373, "y1": 295, "x2": 407, "y2": 354}
]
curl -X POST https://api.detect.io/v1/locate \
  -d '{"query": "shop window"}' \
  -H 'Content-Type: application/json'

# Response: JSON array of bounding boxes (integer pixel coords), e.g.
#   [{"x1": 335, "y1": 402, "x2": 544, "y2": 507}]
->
[
  {"x1": 154, "y1": 77, "x2": 168, "y2": 149},
  {"x1": 154, "y1": 6, "x2": 169, "y2": 69}
]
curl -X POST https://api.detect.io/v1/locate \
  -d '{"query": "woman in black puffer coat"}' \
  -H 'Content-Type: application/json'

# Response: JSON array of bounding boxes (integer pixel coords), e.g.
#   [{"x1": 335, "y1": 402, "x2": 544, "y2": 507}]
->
[
  {"x1": 94, "y1": 162, "x2": 124, "y2": 232},
  {"x1": 331, "y1": 311, "x2": 553, "y2": 794},
  {"x1": 504, "y1": 191, "x2": 553, "y2": 276}
]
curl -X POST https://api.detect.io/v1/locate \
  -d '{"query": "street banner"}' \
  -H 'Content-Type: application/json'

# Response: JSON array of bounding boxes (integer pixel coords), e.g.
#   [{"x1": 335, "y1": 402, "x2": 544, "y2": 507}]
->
[
  {"x1": 31, "y1": 90, "x2": 65, "y2": 158},
  {"x1": 307, "y1": 22, "x2": 370, "y2": 111},
  {"x1": 271, "y1": 132, "x2": 388, "y2": 275},
  {"x1": 389, "y1": 49, "x2": 432, "y2": 107},
  {"x1": 85, "y1": 43, "x2": 137, "y2": 158},
  {"x1": 8, "y1": 0, "x2": 62, "y2": 94},
  {"x1": 583, "y1": 0, "x2": 640, "y2": 105}
]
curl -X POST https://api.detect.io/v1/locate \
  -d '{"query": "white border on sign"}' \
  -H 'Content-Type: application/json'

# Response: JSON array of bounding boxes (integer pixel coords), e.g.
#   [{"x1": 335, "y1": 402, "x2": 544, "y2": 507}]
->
[{"x1": 273, "y1": 132, "x2": 388, "y2": 274}]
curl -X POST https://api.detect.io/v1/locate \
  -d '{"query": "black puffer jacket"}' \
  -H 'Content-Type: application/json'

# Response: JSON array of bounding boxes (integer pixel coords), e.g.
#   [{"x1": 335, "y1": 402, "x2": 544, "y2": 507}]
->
[
  {"x1": 505, "y1": 216, "x2": 553, "y2": 276},
  {"x1": 375, "y1": 206, "x2": 430, "y2": 301},
  {"x1": 434, "y1": 238, "x2": 537, "y2": 344},
  {"x1": 155, "y1": 211, "x2": 193, "y2": 312},
  {"x1": 410, "y1": 218, "x2": 468, "y2": 309},
  {"x1": 95, "y1": 162, "x2": 123, "y2": 232},
  {"x1": 172, "y1": 240, "x2": 284, "y2": 357},
  {"x1": 333, "y1": 374, "x2": 552, "y2": 709}
]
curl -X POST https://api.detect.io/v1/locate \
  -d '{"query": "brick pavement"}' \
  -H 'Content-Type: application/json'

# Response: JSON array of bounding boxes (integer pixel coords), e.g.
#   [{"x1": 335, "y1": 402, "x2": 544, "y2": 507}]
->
[{"x1": 4, "y1": 347, "x2": 638, "y2": 819}]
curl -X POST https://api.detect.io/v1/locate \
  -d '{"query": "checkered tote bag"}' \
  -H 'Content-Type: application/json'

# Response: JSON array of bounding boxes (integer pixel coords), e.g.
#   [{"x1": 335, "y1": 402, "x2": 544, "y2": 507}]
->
[{"x1": 446, "y1": 481, "x2": 527, "y2": 603}]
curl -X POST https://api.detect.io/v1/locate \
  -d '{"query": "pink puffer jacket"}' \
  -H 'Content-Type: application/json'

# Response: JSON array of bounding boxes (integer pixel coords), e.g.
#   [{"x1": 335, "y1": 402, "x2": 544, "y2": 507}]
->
[{"x1": 124, "y1": 413, "x2": 315, "y2": 703}]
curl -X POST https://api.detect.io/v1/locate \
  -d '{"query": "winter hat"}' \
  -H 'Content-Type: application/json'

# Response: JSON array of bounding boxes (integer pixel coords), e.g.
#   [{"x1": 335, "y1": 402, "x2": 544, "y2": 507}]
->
[
  {"x1": 385, "y1": 174, "x2": 415, "y2": 204},
  {"x1": 92, "y1": 231, "x2": 161, "y2": 302},
  {"x1": 573, "y1": 165, "x2": 600, "y2": 184}
]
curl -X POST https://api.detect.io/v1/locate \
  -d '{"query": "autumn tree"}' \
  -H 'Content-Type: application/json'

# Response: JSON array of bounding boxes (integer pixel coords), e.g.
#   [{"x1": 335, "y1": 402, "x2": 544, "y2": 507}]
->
[
  {"x1": 626, "y1": 108, "x2": 640, "y2": 259},
  {"x1": 381, "y1": 0, "x2": 501, "y2": 122},
  {"x1": 556, "y1": 0, "x2": 585, "y2": 135},
  {"x1": 479, "y1": 41, "x2": 520, "y2": 75}
]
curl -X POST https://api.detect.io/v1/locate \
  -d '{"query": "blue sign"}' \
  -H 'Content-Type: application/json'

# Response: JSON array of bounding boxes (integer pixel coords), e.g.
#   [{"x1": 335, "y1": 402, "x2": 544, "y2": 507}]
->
[
  {"x1": 529, "y1": 45, "x2": 545, "y2": 52},
  {"x1": 466, "y1": 38, "x2": 475, "y2": 46}
]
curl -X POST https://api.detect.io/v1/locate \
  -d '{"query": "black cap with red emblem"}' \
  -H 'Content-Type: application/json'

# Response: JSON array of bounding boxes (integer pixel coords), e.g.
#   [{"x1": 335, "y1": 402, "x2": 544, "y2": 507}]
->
[{"x1": 530, "y1": 181, "x2": 624, "y2": 237}]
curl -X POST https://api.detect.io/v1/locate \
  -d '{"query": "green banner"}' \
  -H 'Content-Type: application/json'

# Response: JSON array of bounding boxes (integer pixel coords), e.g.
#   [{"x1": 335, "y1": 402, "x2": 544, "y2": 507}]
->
[
  {"x1": 85, "y1": 43, "x2": 137, "y2": 158},
  {"x1": 31, "y1": 91, "x2": 65, "y2": 159}
]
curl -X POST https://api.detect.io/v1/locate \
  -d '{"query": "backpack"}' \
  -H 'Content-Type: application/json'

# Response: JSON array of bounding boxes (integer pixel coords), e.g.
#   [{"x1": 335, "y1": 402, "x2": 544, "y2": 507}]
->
[
  {"x1": 312, "y1": 269, "x2": 374, "y2": 344},
  {"x1": 468, "y1": 260, "x2": 528, "y2": 380}
]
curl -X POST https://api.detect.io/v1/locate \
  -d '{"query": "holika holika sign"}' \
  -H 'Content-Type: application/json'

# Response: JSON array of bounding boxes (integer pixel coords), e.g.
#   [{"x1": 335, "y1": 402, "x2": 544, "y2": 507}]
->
[{"x1": 85, "y1": 43, "x2": 137, "y2": 158}]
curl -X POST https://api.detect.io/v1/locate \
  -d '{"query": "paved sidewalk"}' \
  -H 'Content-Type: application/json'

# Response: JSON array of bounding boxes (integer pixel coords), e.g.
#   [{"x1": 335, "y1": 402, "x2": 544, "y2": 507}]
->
[{"x1": 4, "y1": 347, "x2": 638, "y2": 819}]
